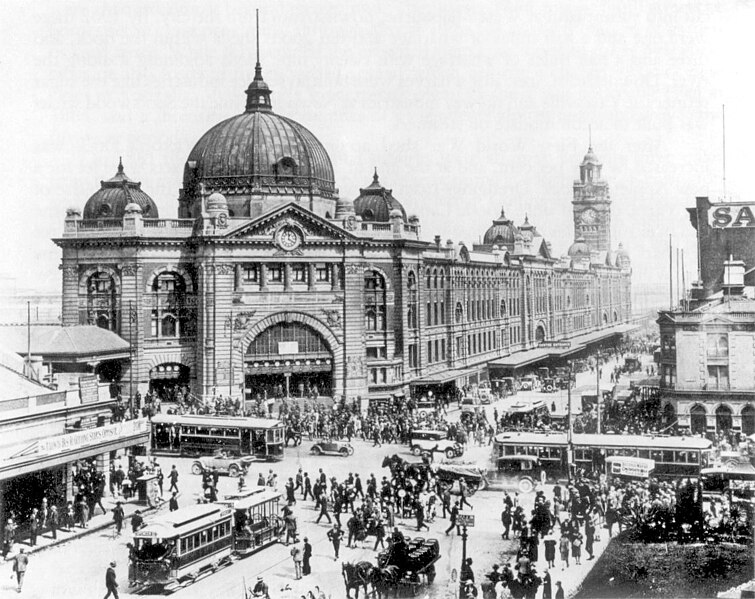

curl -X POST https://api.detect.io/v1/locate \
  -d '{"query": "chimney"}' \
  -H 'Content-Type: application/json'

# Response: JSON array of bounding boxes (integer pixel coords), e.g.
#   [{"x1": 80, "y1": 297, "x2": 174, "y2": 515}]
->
[{"x1": 434, "y1": 235, "x2": 441, "y2": 251}]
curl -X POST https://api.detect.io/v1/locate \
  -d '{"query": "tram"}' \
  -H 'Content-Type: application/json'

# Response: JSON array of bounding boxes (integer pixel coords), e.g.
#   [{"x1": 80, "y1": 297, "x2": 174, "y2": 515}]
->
[
  {"x1": 221, "y1": 489, "x2": 282, "y2": 555},
  {"x1": 150, "y1": 414, "x2": 285, "y2": 461},
  {"x1": 129, "y1": 503, "x2": 234, "y2": 589},
  {"x1": 129, "y1": 491, "x2": 283, "y2": 589}
]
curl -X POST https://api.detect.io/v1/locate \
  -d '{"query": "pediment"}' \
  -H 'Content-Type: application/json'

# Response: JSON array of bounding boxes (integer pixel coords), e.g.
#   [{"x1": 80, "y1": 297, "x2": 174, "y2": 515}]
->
[{"x1": 223, "y1": 203, "x2": 357, "y2": 245}]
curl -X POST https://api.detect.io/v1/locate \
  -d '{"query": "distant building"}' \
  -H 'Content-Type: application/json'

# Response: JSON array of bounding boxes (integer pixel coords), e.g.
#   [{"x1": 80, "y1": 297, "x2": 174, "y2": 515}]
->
[{"x1": 53, "y1": 50, "x2": 632, "y2": 408}]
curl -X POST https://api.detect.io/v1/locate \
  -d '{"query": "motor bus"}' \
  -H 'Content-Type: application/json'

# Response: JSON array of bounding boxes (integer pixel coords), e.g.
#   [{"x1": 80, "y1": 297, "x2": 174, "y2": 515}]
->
[
  {"x1": 129, "y1": 503, "x2": 234, "y2": 589},
  {"x1": 220, "y1": 489, "x2": 282, "y2": 555},
  {"x1": 491, "y1": 431, "x2": 713, "y2": 489},
  {"x1": 702, "y1": 460, "x2": 755, "y2": 499},
  {"x1": 151, "y1": 414, "x2": 285, "y2": 461}
]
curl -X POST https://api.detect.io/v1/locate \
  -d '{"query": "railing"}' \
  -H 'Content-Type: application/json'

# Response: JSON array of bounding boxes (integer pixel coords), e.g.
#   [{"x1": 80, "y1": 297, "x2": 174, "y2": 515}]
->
[
  {"x1": 143, "y1": 219, "x2": 195, "y2": 228},
  {"x1": 361, "y1": 223, "x2": 392, "y2": 232},
  {"x1": 77, "y1": 219, "x2": 123, "y2": 230}
]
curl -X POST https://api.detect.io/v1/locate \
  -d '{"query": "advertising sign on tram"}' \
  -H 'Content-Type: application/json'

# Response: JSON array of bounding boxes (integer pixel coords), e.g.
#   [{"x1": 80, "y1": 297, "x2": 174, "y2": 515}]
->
[{"x1": 608, "y1": 456, "x2": 655, "y2": 478}]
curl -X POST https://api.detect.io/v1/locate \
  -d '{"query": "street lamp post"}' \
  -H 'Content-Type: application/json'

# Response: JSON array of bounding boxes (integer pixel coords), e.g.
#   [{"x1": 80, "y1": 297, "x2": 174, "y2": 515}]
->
[
  {"x1": 128, "y1": 300, "x2": 136, "y2": 415},
  {"x1": 596, "y1": 351, "x2": 602, "y2": 434},
  {"x1": 567, "y1": 361, "x2": 574, "y2": 483}
]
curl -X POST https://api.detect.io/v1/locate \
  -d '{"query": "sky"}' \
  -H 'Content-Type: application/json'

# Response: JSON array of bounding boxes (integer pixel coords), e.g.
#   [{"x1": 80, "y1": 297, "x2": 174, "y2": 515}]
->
[{"x1": 0, "y1": 0, "x2": 753, "y2": 306}]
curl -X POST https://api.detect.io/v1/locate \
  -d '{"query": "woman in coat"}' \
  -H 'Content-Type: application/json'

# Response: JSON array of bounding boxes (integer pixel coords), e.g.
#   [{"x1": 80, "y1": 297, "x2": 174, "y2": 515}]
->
[{"x1": 559, "y1": 533, "x2": 570, "y2": 569}]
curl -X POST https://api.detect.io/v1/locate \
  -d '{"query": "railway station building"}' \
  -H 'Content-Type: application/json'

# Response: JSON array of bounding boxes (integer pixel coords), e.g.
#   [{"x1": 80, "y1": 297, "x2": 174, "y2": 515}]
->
[{"x1": 54, "y1": 55, "x2": 633, "y2": 409}]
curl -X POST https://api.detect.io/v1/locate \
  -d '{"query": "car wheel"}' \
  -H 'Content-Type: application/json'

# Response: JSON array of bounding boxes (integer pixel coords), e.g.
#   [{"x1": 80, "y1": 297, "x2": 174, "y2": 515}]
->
[
  {"x1": 228, "y1": 465, "x2": 239, "y2": 477},
  {"x1": 445, "y1": 448, "x2": 455, "y2": 460},
  {"x1": 191, "y1": 463, "x2": 203, "y2": 476},
  {"x1": 518, "y1": 477, "x2": 534, "y2": 494},
  {"x1": 411, "y1": 445, "x2": 422, "y2": 456},
  {"x1": 339, "y1": 447, "x2": 350, "y2": 457},
  {"x1": 347, "y1": 445, "x2": 355, "y2": 456},
  {"x1": 312, "y1": 446, "x2": 322, "y2": 456}
]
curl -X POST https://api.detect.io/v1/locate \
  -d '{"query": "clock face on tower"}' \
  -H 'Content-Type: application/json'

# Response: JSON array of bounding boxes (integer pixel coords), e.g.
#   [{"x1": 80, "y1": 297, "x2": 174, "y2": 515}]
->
[{"x1": 580, "y1": 208, "x2": 597, "y2": 225}]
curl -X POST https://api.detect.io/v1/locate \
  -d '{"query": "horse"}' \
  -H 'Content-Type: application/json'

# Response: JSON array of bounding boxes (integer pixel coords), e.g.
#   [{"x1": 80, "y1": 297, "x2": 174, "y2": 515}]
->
[
  {"x1": 370, "y1": 564, "x2": 400, "y2": 599},
  {"x1": 342, "y1": 561, "x2": 374, "y2": 599}
]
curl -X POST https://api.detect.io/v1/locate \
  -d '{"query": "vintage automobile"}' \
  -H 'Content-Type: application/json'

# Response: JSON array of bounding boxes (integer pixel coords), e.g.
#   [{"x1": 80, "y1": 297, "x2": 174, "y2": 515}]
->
[
  {"x1": 191, "y1": 450, "x2": 255, "y2": 477},
  {"x1": 310, "y1": 440, "x2": 355, "y2": 457},
  {"x1": 383, "y1": 454, "x2": 488, "y2": 495},
  {"x1": 410, "y1": 430, "x2": 464, "y2": 459}
]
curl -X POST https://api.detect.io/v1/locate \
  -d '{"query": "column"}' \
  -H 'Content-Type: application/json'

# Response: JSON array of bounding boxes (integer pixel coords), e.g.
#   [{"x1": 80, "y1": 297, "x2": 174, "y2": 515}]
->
[
  {"x1": 234, "y1": 264, "x2": 243, "y2": 291},
  {"x1": 332, "y1": 264, "x2": 343, "y2": 291},
  {"x1": 96, "y1": 452, "x2": 111, "y2": 498},
  {"x1": 308, "y1": 263, "x2": 316, "y2": 291},
  {"x1": 260, "y1": 263, "x2": 268, "y2": 291},
  {"x1": 65, "y1": 464, "x2": 74, "y2": 503},
  {"x1": 284, "y1": 263, "x2": 292, "y2": 291}
]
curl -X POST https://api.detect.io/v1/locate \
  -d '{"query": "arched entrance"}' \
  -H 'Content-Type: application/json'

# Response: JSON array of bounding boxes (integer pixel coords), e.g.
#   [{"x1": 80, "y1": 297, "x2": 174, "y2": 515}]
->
[
  {"x1": 662, "y1": 402, "x2": 676, "y2": 428},
  {"x1": 244, "y1": 321, "x2": 333, "y2": 399},
  {"x1": 690, "y1": 404, "x2": 707, "y2": 434},
  {"x1": 742, "y1": 404, "x2": 755, "y2": 436},
  {"x1": 535, "y1": 324, "x2": 546, "y2": 344},
  {"x1": 149, "y1": 363, "x2": 191, "y2": 401},
  {"x1": 715, "y1": 405, "x2": 733, "y2": 433}
]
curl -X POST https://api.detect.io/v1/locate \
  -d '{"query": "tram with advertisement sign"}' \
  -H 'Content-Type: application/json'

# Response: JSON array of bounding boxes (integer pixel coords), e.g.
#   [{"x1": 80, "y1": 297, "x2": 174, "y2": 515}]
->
[
  {"x1": 129, "y1": 490, "x2": 284, "y2": 590},
  {"x1": 150, "y1": 414, "x2": 285, "y2": 461},
  {"x1": 129, "y1": 503, "x2": 234, "y2": 590},
  {"x1": 492, "y1": 431, "x2": 713, "y2": 491}
]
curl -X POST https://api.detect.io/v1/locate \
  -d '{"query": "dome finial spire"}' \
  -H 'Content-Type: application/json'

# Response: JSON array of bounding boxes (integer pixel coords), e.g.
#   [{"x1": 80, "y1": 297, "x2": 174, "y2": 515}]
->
[
  {"x1": 588, "y1": 124, "x2": 592, "y2": 150},
  {"x1": 245, "y1": 9, "x2": 272, "y2": 112},
  {"x1": 118, "y1": 156, "x2": 123, "y2": 174},
  {"x1": 373, "y1": 167, "x2": 379, "y2": 184}
]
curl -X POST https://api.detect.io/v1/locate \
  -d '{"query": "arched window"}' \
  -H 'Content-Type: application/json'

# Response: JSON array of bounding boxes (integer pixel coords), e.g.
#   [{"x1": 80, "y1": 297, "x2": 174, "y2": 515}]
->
[
  {"x1": 690, "y1": 404, "x2": 707, "y2": 434},
  {"x1": 86, "y1": 272, "x2": 118, "y2": 333},
  {"x1": 455, "y1": 302, "x2": 464, "y2": 324},
  {"x1": 742, "y1": 404, "x2": 755, "y2": 436},
  {"x1": 500, "y1": 300, "x2": 507, "y2": 317},
  {"x1": 425, "y1": 269, "x2": 432, "y2": 289},
  {"x1": 432, "y1": 269, "x2": 438, "y2": 289},
  {"x1": 364, "y1": 271, "x2": 386, "y2": 332},
  {"x1": 707, "y1": 334, "x2": 728, "y2": 358},
  {"x1": 715, "y1": 405, "x2": 733, "y2": 433},
  {"x1": 151, "y1": 272, "x2": 193, "y2": 338}
]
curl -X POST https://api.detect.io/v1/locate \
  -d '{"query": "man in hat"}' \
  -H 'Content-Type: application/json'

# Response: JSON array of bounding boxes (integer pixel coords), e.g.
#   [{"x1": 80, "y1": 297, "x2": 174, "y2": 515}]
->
[
  {"x1": 327, "y1": 523, "x2": 344, "y2": 560},
  {"x1": 290, "y1": 541, "x2": 303, "y2": 579},
  {"x1": 103, "y1": 560, "x2": 119, "y2": 599},
  {"x1": 5, "y1": 546, "x2": 29, "y2": 593},
  {"x1": 302, "y1": 537, "x2": 312, "y2": 576},
  {"x1": 251, "y1": 575, "x2": 269, "y2": 598}
]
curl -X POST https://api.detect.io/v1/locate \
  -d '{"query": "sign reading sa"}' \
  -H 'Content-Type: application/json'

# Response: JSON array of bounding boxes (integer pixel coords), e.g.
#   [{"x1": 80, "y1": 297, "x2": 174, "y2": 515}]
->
[{"x1": 709, "y1": 203, "x2": 755, "y2": 229}]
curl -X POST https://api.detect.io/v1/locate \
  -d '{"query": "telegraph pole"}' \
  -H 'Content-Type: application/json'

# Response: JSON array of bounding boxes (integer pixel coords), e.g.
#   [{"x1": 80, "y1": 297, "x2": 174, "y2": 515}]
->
[
  {"x1": 596, "y1": 352, "x2": 601, "y2": 434},
  {"x1": 567, "y1": 361, "x2": 574, "y2": 483},
  {"x1": 129, "y1": 300, "x2": 135, "y2": 415}
]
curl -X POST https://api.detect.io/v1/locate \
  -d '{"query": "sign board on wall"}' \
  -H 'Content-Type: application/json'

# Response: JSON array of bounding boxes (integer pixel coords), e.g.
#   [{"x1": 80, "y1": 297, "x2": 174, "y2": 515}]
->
[
  {"x1": 79, "y1": 375, "x2": 99, "y2": 404},
  {"x1": 708, "y1": 203, "x2": 755, "y2": 228},
  {"x1": 37, "y1": 419, "x2": 149, "y2": 455},
  {"x1": 278, "y1": 342, "x2": 299, "y2": 355}
]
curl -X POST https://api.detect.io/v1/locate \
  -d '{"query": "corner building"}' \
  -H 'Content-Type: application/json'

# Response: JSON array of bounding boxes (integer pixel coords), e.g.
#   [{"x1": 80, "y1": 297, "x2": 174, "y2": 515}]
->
[{"x1": 55, "y1": 58, "x2": 632, "y2": 408}]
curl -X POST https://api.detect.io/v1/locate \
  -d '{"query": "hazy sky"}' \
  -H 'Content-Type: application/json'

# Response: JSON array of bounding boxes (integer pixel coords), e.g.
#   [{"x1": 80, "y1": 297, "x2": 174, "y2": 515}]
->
[{"x1": 0, "y1": 0, "x2": 752, "y2": 301}]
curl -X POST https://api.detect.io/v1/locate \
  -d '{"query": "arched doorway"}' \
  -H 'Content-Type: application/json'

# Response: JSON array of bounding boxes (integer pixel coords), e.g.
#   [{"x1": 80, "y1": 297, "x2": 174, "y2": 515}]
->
[
  {"x1": 662, "y1": 402, "x2": 676, "y2": 428},
  {"x1": 149, "y1": 363, "x2": 191, "y2": 401},
  {"x1": 715, "y1": 405, "x2": 733, "y2": 433},
  {"x1": 742, "y1": 404, "x2": 755, "y2": 436},
  {"x1": 690, "y1": 404, "x2": 707, "y2": 434},
  {"x1": 245, "y1": 321, "x2": 333, "y2": 399},
  {"x1": 535, "y1": 324, "x2": 546, "y2": 344}
]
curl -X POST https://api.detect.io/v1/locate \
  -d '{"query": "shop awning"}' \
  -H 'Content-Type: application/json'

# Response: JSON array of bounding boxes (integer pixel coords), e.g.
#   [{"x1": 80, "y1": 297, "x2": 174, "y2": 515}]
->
[
  {"x1": 410, "y1": 368, "x2": 477, "y2": 385},
  {"x1": 488, "y1": 347, "x2": 552, "y2": 369},
  {"x1": 0, "y1": 325, "x2": 130, "y2": 363}
]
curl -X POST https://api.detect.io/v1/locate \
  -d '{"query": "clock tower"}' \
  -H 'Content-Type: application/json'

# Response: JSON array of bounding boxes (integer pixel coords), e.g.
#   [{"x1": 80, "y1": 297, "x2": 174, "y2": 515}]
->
[{"x1": 572, "y1": 145, "x2": 611, "y2": 253}]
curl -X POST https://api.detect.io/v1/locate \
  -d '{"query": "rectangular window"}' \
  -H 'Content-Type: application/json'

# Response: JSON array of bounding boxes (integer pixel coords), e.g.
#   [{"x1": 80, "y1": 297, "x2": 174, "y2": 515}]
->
[
  {"x1": 427, "y1": 340, "x2": 433, "y2": 363},
  {"x1": 268, "y1": 265, "x2": 282, "y2": 282},
  {"x1": 316, "y1": 265, "x2": 330, "y2": 282},
  {"x1": 380, "y1": 368, "x2": 387, "y2": 383},
  {"x1": 292, "y1": 264, "x2": 306, "y2": 282},
  {"x1": 441, "y1": 338, "x2": 446, "y2": 361},
  {"x1": 426, "y1": 303, "x2": 432, "y2": 326},
  {"x1": 434, "y1": 339, "x2": 439, "y2": 363},
  {"x1": 243, "y1": 265, "x2": 258, "y2": 282},
  {"x1": 707, "y1": 365, "x2": 729, "y2": 390},
  {"x1": 408, "y1": 344, "x2": 417, "y2": 368},
  {"x1": 440, "y1": 301, "x2": 445, "y2": 324},
  {"x1": 433, "y1": 302, "x2": 439, "y2": 325}
]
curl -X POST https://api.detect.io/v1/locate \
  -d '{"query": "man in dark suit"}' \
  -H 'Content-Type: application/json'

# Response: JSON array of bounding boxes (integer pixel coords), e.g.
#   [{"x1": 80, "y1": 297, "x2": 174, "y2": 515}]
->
[
  {"x1": 103, "y1": 561, "x2": 119, "y2": 599},
  {"x1": 302, "y1": 537, "x2": 312, "y2": 576}
]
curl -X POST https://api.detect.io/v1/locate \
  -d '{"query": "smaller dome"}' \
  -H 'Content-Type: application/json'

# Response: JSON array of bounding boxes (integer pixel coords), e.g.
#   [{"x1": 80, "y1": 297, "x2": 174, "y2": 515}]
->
[
  {"x1": 389, "y1": 208, "x2": 403, "y2": 219},
  {"x1": 616, "y1": 242, "x2": 629, "y2": 257},
  {"x1": 207, "y1": 192, "x2": 228, "y2": 210},
  {"x1": 83, "y1": 158, "x2": 159, "y2": 219},
  {"x1": 483, "y1": 208, "x2": 517, "y2": 246},
  {"x1": 581, "y1": 146, "x2": 601, "y2": 166},
  {"x1": 66, "y1": 207, "x2": 82, "y2": 218},
  {"x1": 353, "y1": 169, "x2": 407, "y2": 222},
  {"x1": 124, "y1": 203, "x2": 142, "y2": 214},
  {"x1": 568, "y1": 236, "x2": 591, "y2": 257}
]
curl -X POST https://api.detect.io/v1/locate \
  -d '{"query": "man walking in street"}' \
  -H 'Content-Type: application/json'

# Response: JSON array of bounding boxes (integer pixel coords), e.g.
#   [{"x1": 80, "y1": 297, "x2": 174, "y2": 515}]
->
[
  {"x1": 303, "y1": 472, "x2": 313, "y2": 501},
  {"x1": 48, "y1": 505, "x2": 59, "y2": 540},
  {"x1": 103, "y1": 561, "x2": 119, "y2": 599},
  {"x1": 112, "y1": 502, "x2": 125, "y2": 537},
  {"x1": 315, "y1": 491, "x2": 332, "y2": 524},
  {"x1": 5, "y1": 546, "x2": 29, "y2": 593},
  {"x1": 169, "y1": 492, "x2": 179, "y2": 512},
  {"x1": 168, "y1": 465, "x2": 179, "y2": 494},
  {"x1": 327, "y1": 523, "x2": 343, "y2": 560},
  {"x1": 445, "y1": 501, "x2": 460, "y2": 535}
]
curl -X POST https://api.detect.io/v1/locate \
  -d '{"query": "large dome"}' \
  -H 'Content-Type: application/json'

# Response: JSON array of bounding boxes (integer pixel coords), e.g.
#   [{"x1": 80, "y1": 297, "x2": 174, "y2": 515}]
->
[
  {"x1": 83, "y1": 159, "x2": 158, "y2": 219},
  {"x1": 180, "y1": 61, "x2": 336, "y2": 218}
]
